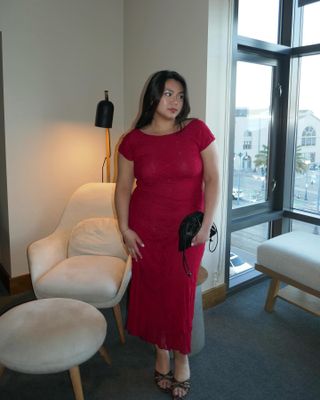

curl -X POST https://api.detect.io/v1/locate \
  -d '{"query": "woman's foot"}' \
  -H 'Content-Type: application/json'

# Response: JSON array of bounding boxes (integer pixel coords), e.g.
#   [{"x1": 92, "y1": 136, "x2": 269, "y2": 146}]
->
[
  {"x1": 171, "y1": 378, "x2": 191, "y2": 400},
  {"x1": 172, "y1": 352, "x2": 190, "y2": 399},
  {"x1": 154, "y1": 346, "x2": 172, "y2": 392},
  {"x1": 154, "y1": 369, "x2": 173, "y2": 393}
]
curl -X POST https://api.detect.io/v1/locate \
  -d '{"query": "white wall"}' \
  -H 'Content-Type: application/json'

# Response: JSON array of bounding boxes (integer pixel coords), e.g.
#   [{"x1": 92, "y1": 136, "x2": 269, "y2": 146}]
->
[
  {"x1": 0, "y1": 32, "x2": 10, "y2": 273},
  {"x1": 123, "y1": 0, "x2": 233, "y2": 291},
  {"x1": 0, "y1": 0, "x2": 124, "y2": 277},
  {"x1": 0, "y1": 0, "x2": 233, "y2": 291},
  {"x1": 123, "y1": 0, "x2": 210, "y2": 128}
]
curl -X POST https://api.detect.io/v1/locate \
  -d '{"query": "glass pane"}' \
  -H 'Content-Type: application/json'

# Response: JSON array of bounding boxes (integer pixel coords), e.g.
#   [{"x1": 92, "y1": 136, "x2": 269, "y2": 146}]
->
[
  {"x1": 230, "y1": 222, "x2": 268, "y2": 288},
  {"x1": 238, "y1": 0, "x2": 280, "y2": 43},
  {"x1": 291, "y1": 219, "x2": 320, "y2": 235},
  {"x1": 302, "y1": 2, "x2": 320, "y2": 46},
  {"x1": 233, "y1": 61, "x2": 273, "y2": 209},
  {"x1": 293, "y1": 55, "x2": 320, "y2": 214}
]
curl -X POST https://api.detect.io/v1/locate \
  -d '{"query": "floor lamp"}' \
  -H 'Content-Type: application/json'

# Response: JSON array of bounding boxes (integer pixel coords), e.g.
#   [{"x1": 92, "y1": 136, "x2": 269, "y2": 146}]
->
[{"x1": 95, "y1": 90, "x2": 114, "y2": 182}]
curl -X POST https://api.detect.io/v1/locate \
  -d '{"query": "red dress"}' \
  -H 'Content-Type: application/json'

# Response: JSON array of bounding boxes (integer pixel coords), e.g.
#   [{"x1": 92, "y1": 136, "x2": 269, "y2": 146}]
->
[{"x1": 119, "y1": 119, "x2": 215, "y2": 354}]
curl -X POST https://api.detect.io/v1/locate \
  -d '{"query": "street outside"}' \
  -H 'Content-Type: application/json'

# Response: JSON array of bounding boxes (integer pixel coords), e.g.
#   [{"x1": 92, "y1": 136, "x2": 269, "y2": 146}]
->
[{"x1": 232, "y1": 169, "x2": 320, "y2": 215}]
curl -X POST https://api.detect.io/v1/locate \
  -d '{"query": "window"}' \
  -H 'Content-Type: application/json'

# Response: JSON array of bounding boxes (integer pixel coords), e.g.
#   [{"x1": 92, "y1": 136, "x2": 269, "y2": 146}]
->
[
  {"x1": 237, "y1": 0, "x2": 280, "y2": 43},
  {"x1": 228, "y1": 0, "x2": 320, "y2": 292},
  {"x1": 291, "y1": 219, "x2": 320, "y2": 234},
  {"x1": 301, "y1": 126, "x2": 316, "y2": 146},
  {"x1": 232, "y1": 60, "x2": 273, "y2": 208},
  {"x1": 229, "y1": 222, "x2": 269, "y2": 288},
  {"x1": 292, "y1": 55, "x2": 320, "y2": 215},
  {"x1": 301, "y1": 1, "x2": 320, "y2": 45}
]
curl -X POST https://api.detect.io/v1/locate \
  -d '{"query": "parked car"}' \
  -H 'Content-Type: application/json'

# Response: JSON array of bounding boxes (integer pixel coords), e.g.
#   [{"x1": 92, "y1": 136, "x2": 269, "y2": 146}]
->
[
  {"x1": 229, "y1": 252, "x2": 252, "y2": 276},
  {"x1": 309, "y1": 163, "x2": 319, "y2": 171}
]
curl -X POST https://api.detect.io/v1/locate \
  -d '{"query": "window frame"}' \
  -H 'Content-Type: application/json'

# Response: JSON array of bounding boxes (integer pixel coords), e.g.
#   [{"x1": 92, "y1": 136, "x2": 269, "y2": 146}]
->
[
  {"x1": 228, "y1": 44, "x2": 288, "y2": 233},
  {"x1": 232, "y1": 0, "x2": 320, "y2": 230},
  {"x1": 226, "y1": 0, "x2": 320, "y2": 291}
]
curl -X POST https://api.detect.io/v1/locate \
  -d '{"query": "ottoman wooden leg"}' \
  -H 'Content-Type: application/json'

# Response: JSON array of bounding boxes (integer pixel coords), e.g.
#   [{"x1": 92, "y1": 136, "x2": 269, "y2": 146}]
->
[
  {"x1": 69, "y1": 366, "x2": 84, "y2": 400},
  {"x1": 113, "y1": 303, "x2": 125, "y2": 344},
  {"x1": 0, "y1": 364, "x2": 5, "y2": 377},
  {"x1": 99, "y1": 345, "x2": 112, "y2": 365},
  {"x1": 265, "y1": 278, "x2": 280, "y2": 312}
]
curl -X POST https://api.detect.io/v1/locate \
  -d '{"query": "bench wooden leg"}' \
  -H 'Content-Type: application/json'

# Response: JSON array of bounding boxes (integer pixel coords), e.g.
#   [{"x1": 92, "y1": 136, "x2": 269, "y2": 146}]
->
[
  {"x1": 113, "y1": 303, "x2": 126, "y2": 344},
  {"x1": 69, "y1": 366, "x2": 84, "y2": 400},
  {"x1": 265, "y1": 278, "x2": 280, "y2": 312}
]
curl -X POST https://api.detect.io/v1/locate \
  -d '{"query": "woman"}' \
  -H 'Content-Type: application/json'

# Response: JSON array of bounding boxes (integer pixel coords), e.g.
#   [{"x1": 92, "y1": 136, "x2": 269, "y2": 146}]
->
[{"x1": 115, "y1": 70, "x2": 219, "y2": 399}]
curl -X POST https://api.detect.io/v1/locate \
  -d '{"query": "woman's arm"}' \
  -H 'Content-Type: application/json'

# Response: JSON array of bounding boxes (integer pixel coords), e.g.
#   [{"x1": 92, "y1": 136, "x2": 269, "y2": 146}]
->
[
  {"x1": 115, "y1": 154, "x2": 134, "y2": 234},
  {"x1": 192, "y1": 142, "x2": 220, "y2": 246},
  {"x1": 115, "y1": 154, "x2": 144, "y2": 260}
]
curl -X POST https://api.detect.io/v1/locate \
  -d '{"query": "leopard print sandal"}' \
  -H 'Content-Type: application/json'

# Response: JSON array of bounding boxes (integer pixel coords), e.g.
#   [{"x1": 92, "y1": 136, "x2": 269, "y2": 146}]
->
[
  {"x1": 154, "y1": 369, "x2": 174, "y2": 393},
  {"x1": 171, "y1": 377, "x2": 191, "y2": 400}
]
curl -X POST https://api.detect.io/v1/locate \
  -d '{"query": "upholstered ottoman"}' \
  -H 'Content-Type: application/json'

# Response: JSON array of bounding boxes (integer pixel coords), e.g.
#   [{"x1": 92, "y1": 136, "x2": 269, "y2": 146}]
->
[
  {"x1": 0, "y1": 298, "x2": 109, "y2": 400},
  {"x1": 255, "y1": 231, "x2": 320, "y2": 316},
  {"x1": 191, "y1": 266, "x2": 208, "y2": 356}
]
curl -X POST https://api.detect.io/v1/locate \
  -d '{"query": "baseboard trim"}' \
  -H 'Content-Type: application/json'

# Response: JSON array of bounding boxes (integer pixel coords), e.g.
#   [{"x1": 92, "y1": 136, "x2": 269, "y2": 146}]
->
[
  {"x1": 202, "y1": 283, "x2": 227, "y2": 310},
  {"x1": 0, "y1": 264, "x2": 33, "y2": 295}
]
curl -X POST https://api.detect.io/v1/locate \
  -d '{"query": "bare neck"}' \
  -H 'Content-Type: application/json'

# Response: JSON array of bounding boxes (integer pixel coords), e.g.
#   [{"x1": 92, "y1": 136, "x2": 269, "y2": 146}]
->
[{"x1": 144, "y1": 117, "x2": 179, "y2": 135}]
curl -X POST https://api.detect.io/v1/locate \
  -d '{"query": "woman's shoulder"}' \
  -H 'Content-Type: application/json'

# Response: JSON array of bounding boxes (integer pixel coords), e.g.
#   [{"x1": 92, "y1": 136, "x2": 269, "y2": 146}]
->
[
  {"x1": 120, "y1": 127, "x2": 141, "y2": 143},
  {"x1": 183, "y1": 118, "x2": 211, "y2": 131},
  {"x1": 124, "y1": 126, "x2": 141, "y2": 136},
  {"x1": 182, "y1": 117, "x2": 198, "y2": 128},
  {"x1": 183, "y1": 118, "x2": 215, "y2": 147},
  {"x1": 119, "y1": 127, "x2": 141, "y2": 148}
]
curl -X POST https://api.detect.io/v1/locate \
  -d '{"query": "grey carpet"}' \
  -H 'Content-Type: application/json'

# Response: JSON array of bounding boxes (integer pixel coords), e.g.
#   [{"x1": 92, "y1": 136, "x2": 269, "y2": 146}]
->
[{"x1": 0, "y1": 279, "x2": 319, "y2": 400}]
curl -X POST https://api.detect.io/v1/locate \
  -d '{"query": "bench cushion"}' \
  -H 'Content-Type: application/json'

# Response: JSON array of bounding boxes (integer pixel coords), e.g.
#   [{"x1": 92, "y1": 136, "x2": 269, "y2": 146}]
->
[{"x1": 257, "y1": 231, "x2": 320, "y2": 292}]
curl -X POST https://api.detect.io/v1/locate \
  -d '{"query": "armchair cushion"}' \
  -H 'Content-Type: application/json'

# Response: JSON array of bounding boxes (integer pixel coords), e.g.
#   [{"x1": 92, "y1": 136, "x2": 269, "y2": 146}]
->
[
  {"x1": 68, "y1": 217, "x2": 127, "y2": 260},
  {"x1": 35, "y1": 255, "x2": 126, "y2": 304}
]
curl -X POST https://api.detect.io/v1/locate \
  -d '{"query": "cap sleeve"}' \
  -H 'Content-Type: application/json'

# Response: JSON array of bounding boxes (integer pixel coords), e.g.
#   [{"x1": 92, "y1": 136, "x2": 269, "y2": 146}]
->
[
  {"x1": 118, "y1": 131, "x2": 135, "y2": 161},
  {"x1": 195, "y1": 119, "x2": 215, "y2": 151}
]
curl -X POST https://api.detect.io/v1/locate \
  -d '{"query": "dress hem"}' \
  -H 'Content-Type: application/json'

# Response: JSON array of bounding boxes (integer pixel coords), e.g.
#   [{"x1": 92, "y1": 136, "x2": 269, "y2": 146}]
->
[{"x1": 126, "y1": 329, "x2": 190, "y2": 355}]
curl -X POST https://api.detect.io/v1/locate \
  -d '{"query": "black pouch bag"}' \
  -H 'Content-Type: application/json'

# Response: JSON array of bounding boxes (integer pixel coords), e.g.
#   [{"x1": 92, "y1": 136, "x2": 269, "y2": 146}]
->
[{"x1": 178, "y1": 211, "x2": 218, "y2": 276}]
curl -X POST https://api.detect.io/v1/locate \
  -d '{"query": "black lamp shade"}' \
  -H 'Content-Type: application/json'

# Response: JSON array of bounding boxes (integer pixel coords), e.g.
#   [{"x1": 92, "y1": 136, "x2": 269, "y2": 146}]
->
[{"x1": 95, "y1": 91, "x2": 114, "y2": 128}]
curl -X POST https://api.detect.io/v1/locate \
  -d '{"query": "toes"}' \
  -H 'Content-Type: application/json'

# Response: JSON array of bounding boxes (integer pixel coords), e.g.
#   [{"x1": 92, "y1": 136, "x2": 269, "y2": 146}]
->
[
  {"x1": 173, "y1": 387, "x2": 185, "y2": 397},
  {"x1": 154, "y1": 370, "x2": 173, "y2": 392},
  {"x1": 171, "y1": 378, "x2": 190, "y2": 399},
  {"x1": 160, "y1": 379, "x2": 171, "y2": 390}
]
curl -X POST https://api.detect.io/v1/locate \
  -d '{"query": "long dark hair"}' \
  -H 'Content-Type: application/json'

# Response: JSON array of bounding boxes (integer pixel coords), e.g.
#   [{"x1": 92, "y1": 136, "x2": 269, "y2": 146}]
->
[{"x1": 135, "y1": 70, "x2": 191, "y2": 129}]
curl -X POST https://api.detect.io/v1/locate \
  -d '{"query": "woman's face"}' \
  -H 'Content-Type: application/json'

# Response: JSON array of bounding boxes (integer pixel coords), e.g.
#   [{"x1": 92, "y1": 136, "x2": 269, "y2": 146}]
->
[{"x1": 154, "y1": 79, "x2": 184, "y2": 122}]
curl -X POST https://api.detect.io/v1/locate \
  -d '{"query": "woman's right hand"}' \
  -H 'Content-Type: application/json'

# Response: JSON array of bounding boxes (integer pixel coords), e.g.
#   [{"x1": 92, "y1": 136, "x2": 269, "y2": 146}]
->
[{"x1": 122, "y1": 229, "x2": 144, "y2": 261}]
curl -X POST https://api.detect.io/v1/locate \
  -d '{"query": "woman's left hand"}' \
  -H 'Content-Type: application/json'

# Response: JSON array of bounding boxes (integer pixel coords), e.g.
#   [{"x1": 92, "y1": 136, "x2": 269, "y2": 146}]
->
[{"x1": 191, "y1": 227, "x2": 210, "y2": 247}]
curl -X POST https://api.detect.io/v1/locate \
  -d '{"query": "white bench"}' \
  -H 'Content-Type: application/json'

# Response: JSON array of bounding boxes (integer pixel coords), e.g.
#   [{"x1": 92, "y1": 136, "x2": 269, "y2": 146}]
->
[{"x1": 255, "y1": 231, "x2": 320, "y2": 316}]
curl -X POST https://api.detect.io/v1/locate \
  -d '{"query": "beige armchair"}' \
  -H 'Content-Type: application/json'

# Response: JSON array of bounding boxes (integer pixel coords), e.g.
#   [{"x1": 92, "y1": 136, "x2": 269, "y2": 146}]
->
[{"x1": 27, "y1": 182, "x2": 131, "y2": 343}]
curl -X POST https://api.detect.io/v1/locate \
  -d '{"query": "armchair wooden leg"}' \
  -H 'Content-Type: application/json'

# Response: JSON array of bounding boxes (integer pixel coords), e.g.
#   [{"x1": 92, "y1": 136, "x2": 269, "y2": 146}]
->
[
  {"x1": 99, "y1": 345, "x2": 112, "y2": 365},
  {"x1": 265, "y1": 278, "x2": 280, "y2": 312},
  {"x1": 113, "y1": 303, "x2": 126, "y2": 344},
  {"x1": 0, "y1": 364, "x2": 5, "y2": 378},
  {"x1": 69, "y1": 366, "x2": 84, "y2": 400}
]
